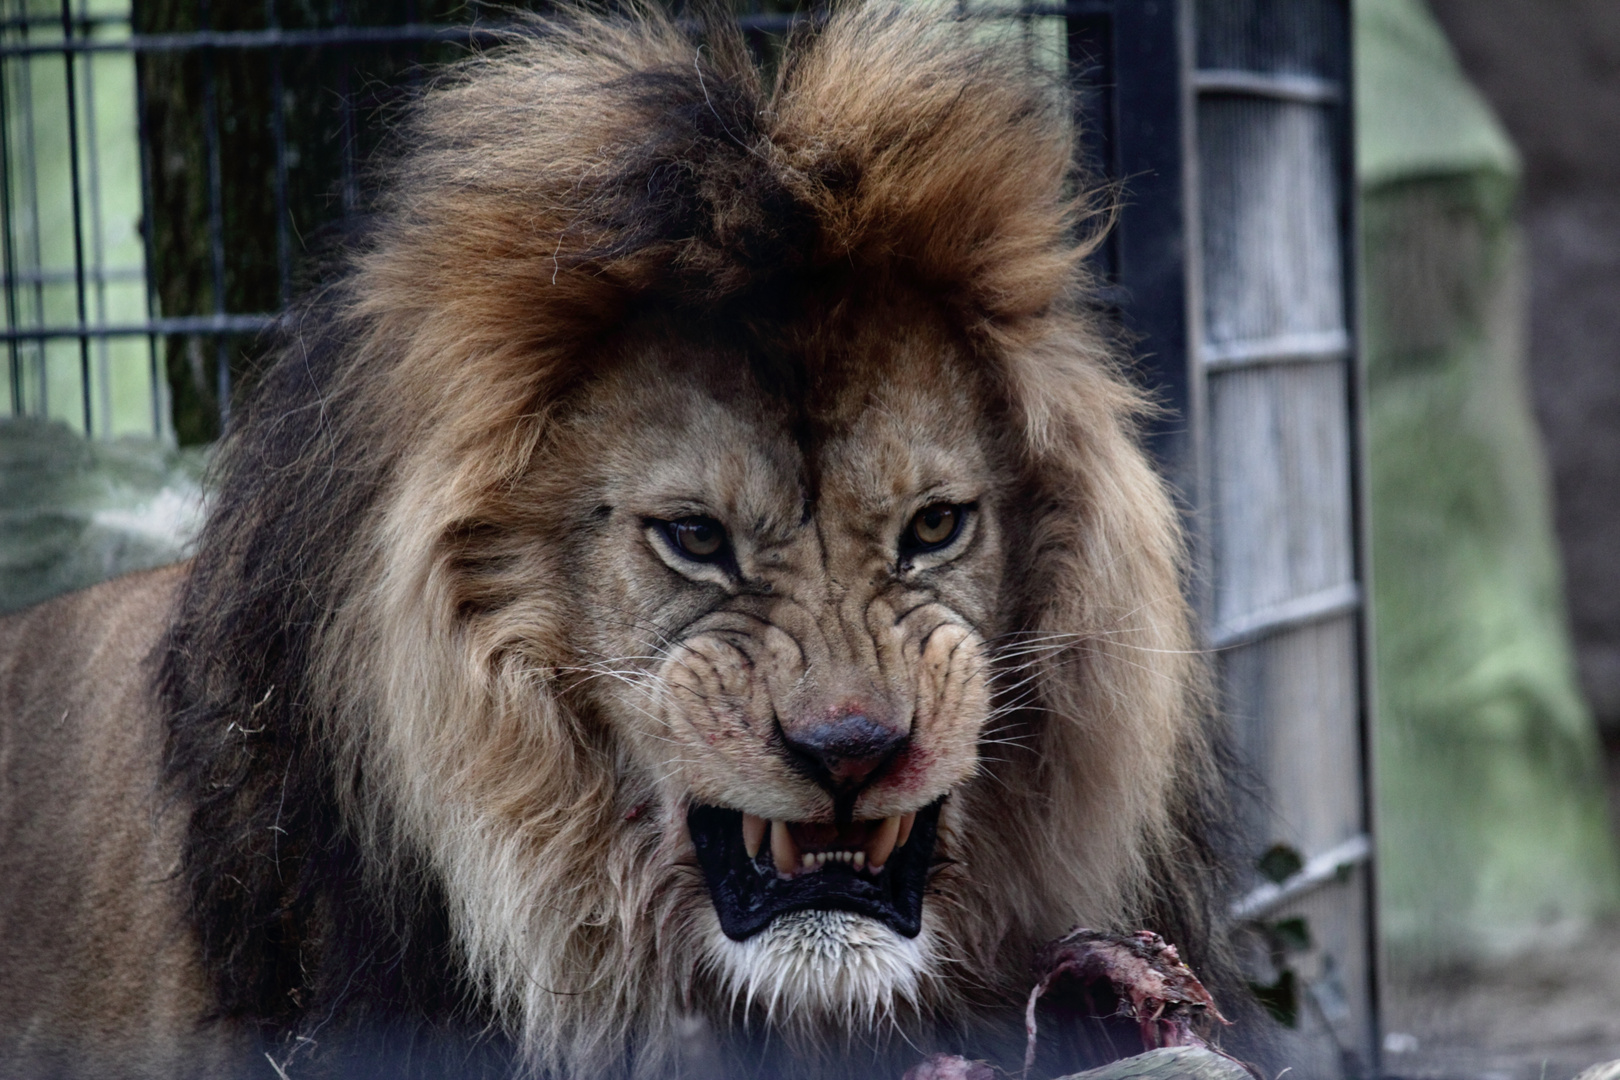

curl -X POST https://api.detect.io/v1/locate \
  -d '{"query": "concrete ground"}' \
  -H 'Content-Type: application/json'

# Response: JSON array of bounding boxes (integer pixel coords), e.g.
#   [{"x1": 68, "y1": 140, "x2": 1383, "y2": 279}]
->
[
  {"x1": 1381, "y1": 921, "x2": 1620, "y2": 1080},
  {"x1": 1379, "y1": 726, "x2": 1620, "y2": 1079},
  {"x1": 1375, "y1": 736, "x2": 1620, "y2": 1079}
]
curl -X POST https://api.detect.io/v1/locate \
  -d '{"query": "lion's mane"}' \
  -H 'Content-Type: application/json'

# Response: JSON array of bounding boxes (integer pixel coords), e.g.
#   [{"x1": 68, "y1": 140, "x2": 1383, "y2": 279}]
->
[{"x1": 158, "y1": 5, "x2": 1234, "y2": 1077}]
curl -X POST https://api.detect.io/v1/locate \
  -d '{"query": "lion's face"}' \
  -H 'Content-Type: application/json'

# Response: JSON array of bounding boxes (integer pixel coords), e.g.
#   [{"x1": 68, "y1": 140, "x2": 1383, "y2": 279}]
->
[
  {"x1": 157, "y1": 7, "x2": 1209, "y2": 1076},
  {"x1": 544, "y1": 304, "x2": 1014, "y2": 1014}
]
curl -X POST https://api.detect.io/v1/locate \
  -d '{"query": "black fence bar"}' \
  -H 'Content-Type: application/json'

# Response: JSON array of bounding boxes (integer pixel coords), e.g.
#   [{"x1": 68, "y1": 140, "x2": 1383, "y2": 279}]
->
[
  {"x1": 131, "y1": 17, "x2": 164, "y2": 436},
  {"x1": 78, "y1": 0, "x2": 109, "y2": 431},
  {"x1": 1111, "y1": 0, "x2": 1195, "y2": 484},
  {"x1": 336, "y1": 0, "x2": 357, "y2": 218},
  {"x1": 268, "y1": 0, "x2": 290, "y2": 307},
  {"x1": 0, "y1": 314, "x2": 275, "y2": 341},
  {"x1": 0, "y1": 23, "x2": 19, "y2": 412},
  {"x1": 0, "y1": 13, "x2": 125, "y2": 32},
  {"x1": 59, "y1": 0, "x2": 93, "y2": 433},
  {"x1": 0, "y1": 4, "x2": 1116, "y2": 57},
  {"x1": 0, "y1": 265, "x2": 142, "y2": 284},
  {"x1": 19, "y1": 3, "x2": 46, "y2": 415},
  {"x1": 2, "y1": 23, "x2": 494, "y2": 57},
  {"x1": 1340, "y1": 2, "x2": 1382, "y2": 1062},
  {"x1": 198, "y1": 0, "x2": 230, "y2": 426}
]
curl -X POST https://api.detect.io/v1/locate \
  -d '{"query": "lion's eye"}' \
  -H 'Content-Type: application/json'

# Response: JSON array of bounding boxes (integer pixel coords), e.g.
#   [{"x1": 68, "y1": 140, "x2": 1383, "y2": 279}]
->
[
  {"x1": 905, "y1": 503, "x2": 964, "y2": 552},
  {"x1": 665, "y1": 517, "x2": 728, "y2": 561}
]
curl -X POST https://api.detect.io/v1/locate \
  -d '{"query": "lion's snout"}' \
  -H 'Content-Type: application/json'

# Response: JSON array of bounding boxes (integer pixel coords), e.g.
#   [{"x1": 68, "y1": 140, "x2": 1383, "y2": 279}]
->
[{"x1": 778, "y1": 701, "x2": 910, "y2": 794}]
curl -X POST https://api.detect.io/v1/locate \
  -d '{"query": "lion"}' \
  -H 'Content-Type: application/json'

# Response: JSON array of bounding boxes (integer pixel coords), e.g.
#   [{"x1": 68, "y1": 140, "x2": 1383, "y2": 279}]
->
[{"x1": 0, "y1": 5, "x2": 1248, "y2": 1078}]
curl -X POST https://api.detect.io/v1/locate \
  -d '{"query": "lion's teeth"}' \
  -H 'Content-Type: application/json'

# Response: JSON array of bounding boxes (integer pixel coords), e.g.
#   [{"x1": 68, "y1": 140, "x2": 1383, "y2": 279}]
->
[
  {"x1": 768, "y1": 819, "x2": 909, "y2": 877},
  {"x1": 897, "y1": 811, "x2": 916, "y2": 850},
  {"x1": 743, "y1": 814, "x2": 766, "y2": 860},
  {"x1": 867, "y1": 815, "x2": 901, "y2": 872},
  {"x1": 772, "y1": 820, "x2": 799, "y2": 877}
]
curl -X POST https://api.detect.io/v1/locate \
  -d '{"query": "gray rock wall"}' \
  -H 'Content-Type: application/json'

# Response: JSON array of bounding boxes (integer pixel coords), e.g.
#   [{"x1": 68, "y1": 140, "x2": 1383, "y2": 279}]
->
[{"x1": 0, "y1": 417, "x2": 205, "y2": 614}]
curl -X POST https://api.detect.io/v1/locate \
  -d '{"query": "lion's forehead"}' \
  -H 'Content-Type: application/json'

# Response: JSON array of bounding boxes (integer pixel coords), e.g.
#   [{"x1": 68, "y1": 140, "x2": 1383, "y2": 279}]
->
[{"x1": 578, "y1": 343, "x2": 999, "y2": 534}]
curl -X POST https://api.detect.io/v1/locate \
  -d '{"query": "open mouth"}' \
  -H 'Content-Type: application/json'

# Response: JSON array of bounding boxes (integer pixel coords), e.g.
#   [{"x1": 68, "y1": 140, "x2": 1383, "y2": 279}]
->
[{"x1": 687, "y1": 799, "x2": 943, "y2": 941}]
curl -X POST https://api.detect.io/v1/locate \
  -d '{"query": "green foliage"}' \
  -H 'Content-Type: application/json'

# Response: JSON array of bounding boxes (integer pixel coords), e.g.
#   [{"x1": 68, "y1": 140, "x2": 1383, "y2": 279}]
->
[
  {"x1": 1256, "y1": 843, "x2": 1304, "y2": 885},
  {"x1": 1266, "y1": 916, "x2": 1312, "y2": 954},
  {"x1": 1239, "y1": 885, "x2": 1314, "y2": 1030}
]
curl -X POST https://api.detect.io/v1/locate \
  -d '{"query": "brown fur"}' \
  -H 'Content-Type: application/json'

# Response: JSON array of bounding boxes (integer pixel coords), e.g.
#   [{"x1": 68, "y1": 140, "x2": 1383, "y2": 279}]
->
[
  {"x1": 0, "y1": 6, "x2": 1242, "y2": 1078},
  {"x1": 0, "y1": 567, "x2": 243, "y2": 1078}
]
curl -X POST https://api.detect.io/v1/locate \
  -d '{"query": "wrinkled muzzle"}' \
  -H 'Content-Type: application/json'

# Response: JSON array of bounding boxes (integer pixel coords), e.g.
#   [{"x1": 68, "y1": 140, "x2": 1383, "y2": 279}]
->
[{"x1": 646, "y1": 591, "x2": 992, "y2": 945}]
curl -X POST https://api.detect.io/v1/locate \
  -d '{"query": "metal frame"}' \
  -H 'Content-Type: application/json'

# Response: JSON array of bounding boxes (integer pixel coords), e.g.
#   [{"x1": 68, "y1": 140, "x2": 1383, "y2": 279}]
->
[{"x1": 1065, "y1": 3, "x2": 1377, "y2": 1074}]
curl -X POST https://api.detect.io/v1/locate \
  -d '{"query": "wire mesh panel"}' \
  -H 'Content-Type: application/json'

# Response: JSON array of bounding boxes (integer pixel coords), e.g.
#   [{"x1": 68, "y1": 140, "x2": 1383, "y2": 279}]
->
[
  {"x1": 0, "y1": 0, "x2": 486, "y2": 440},
  {"x1": 131, "y1": 0, "x2": 505, "y2": 440},
  {"x1": 1071, "y1": 2, "x2": 1377, "y2": 1074},
  {"x1": 1191, "y1": 1, "x2": 1378, "y2": 1075},
  {"x1": 0, "y1": 0, "x2": 159, "y2": 436}
]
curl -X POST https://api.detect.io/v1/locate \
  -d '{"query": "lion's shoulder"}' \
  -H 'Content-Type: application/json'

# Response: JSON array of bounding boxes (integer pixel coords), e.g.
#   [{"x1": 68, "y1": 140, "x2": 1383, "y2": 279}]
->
[
  {"x1": 0, "y1": 562, "x2": 184, "y2": 704},
  {"x1": 0, "y1": 563, "x2": 244, "y2": 1078}
]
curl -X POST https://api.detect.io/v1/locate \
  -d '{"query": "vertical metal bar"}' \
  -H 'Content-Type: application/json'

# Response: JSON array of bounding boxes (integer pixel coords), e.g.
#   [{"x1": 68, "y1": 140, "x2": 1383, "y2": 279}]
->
[
  {"x1": 335, "y1": 0, "x2": 357, "y2": 217},
  {"x1": 0, "y1": 14, "x2": 21, "y2": 414},
  {"x1": 78, "y1": 0, "x2": 111, "y2": 434},
  {"x1": 59, "y1": 0, "x2": 92, "y2": 434},
  {"x1": 17, "y1": 1, "x2": 46, "y2": 415},
  {"x1": 199, "y1": 0, "x2": 229, "y2": 427},
  {"x1": 132, "y1": 0, "x2": 164, "y2": 436},
  {"x1": 1111, "y1": 0, "x2": 1197, "y2": 490},
  {"x1": 268, "y1": 0, "x2": 290, "y2": 307},
  {"x1": 1339, "y1": 0, "x2": 1382, "y2": 1069},
  {"x1": 1065, "y1": 8, "x2": 1118, "y2": 282},
  {"x1": 403, "y1": 0, "x2": 423, "y2": 96}
]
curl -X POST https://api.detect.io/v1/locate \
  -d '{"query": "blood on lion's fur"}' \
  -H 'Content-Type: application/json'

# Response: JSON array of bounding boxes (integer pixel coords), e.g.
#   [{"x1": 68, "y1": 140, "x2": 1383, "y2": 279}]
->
[{"x1": 0, "y1": 4, "x2": 1255, "y2": 1079}]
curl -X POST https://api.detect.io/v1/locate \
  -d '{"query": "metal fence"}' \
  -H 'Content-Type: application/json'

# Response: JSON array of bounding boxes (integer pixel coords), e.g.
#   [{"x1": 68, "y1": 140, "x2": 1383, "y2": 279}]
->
[
  {"x1": 0, "y1": 1, "x2": 1377, "y2": 1074},
  {"x1": 0, "y1": 0, "x2": 1078, "y2": 442},
  {"x1": 0, "y1": 0, "x2": 515, "y2": 440}
]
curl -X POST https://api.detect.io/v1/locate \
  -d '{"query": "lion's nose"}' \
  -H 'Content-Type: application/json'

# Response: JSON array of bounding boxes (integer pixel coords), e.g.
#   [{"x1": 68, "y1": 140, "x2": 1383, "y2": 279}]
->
[{"x1": 781, "y1": 708, "x2": 908, "y2": 790}]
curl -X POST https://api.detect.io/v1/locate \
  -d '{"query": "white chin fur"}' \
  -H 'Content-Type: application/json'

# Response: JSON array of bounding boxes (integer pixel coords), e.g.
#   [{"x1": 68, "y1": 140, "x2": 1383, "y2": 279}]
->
[{"x1": 708, "y1": 908, "x2": 933, "y2": 1039}]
